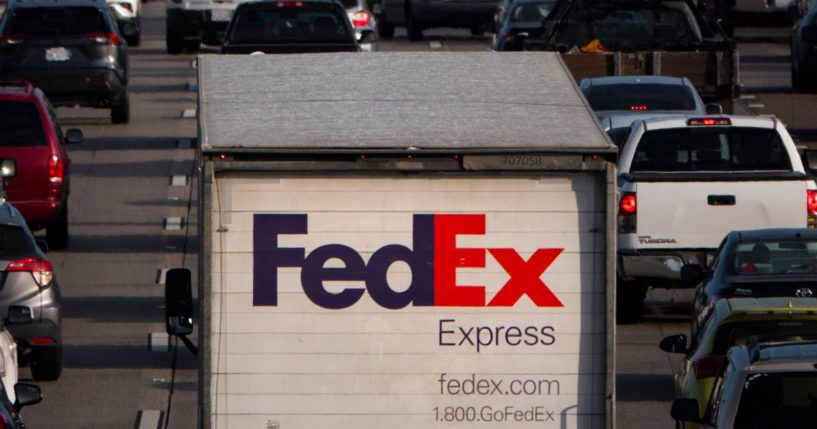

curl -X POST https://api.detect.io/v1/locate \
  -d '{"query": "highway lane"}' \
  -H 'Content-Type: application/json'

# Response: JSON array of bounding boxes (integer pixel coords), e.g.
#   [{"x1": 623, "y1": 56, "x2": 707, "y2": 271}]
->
[{"x1": 12, "y1": 3, "x2": 806, "y2": 427}]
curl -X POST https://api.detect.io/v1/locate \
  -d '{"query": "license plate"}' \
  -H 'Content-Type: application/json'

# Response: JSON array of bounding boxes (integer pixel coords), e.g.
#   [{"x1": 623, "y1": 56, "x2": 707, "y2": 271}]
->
[
  {"x1": 45, "y1": 47, "x2": 71, "y2": 62},
  {"x1": 211, "y1": 9, "x2": 232, "y2": 22}
]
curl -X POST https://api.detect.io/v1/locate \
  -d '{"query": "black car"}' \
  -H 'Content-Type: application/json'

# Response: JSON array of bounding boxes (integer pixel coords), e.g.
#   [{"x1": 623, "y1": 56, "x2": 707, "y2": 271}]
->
[
  {"x1": 221, "y1": 0, "x2": 373, "y2": 54},
  {"x1": 492, "y1": 0, "x2": 554, "y2": 51},
  {"x1": 0, "y1": 0, "x2": 130, "y2": 124},
  {"x1": 791, "y1": 0, "x2": 817, "y2": 92},
  {"x1": 685, "y1": 229, "x2": 817, "y2": 334}
]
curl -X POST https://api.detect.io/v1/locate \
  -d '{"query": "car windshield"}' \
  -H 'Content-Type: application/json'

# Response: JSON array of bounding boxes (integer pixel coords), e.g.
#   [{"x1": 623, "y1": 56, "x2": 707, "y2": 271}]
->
[
  {"x1": 630, "y1": 127, "x2": 791, "y2": 172},
  {"x1": 0, "y1": 225, "x2": 36, "y2": 261},
  {"x1": 730, "y1": 240, "x2": 817, "y2": 275},
  {"x1": 713, "y1": 321, "x2": 817, "y2": 355},
  {"x1": 509, "y1": 1, "x2": 554, "y2": 23},
  {"x1": 734, "y1": 372, "x2": 817, "y2": 428},
  {"x1": 7, "y1": 7, "x2": 107, "y2": 35},
  {"x1": 543, "y1": 0, "x2": 726, "y2": 51},
  {"x1": 584, "y1": 83, "x2": 697, "y2": 111},
  {"x1": 0, "y1": 101, "x2": 47, "y2": 147},
  {"x1": 229, "y1": 7, "x2": 351, "y2": 44}
]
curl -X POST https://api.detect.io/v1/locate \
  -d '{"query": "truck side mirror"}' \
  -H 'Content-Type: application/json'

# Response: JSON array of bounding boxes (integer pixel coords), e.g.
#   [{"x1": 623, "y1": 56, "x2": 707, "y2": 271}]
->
[
  {"x1": 681, "y1": 264, "x2": 705, "y2": 282},
  {"x1": 659, "y1": 334, "x2": 688, "y2": 354},
  {"x1": 705, "y1": 103, "x2": 723, "y2": 114},
  {"x1": 670, "y1": 398, "x2": 701, "y2": 423},
  {"x1": 166, "y1": 268, "x2": 193, "y2": 337},
  {"x1": 804, "y1": 150, "x2": 817, "y2": 171},
  {"x1": 65, "y1": 128, "x2": 84, "y2": 145},
  {"x1": 13, "y1": 383, "x2": 42, "y2": 412}
]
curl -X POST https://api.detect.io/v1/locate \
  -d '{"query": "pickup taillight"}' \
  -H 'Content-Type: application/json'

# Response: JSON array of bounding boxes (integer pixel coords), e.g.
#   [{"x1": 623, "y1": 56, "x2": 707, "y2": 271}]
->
[
  {"x1": 693, "y1": 354, "x2": 724, "y2": 379},
  {"x1": 618, "y1": 192, "x2": 636, "y2": 234},
  {"x1": 808, "y1": 190, "x2": 817, "y2": 228}
]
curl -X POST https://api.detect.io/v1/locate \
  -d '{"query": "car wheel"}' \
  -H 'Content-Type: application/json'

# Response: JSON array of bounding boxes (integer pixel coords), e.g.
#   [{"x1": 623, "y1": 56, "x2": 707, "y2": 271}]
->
[
  {"x1": 379, "y1": 17, "x2": 395, "y2": 38},
  {"x1": 46, "y1": 205, "x2": 69, "y2": 250},
  {"x1": 616, "y1": 277, "x2": 647, "y2": 324},
  {"x1": 126, "y1": 29, "x2": 141, "y2": 47},
  {"x1": 470, "y1": 24, "x2": 485, "y2": 36},
  {"x1": 166, "y1": 28, "x2": 184, "y2": 54},
  {"x1": 31, "y1": 347, "x2": 62, "y2": 381},
  {"x1": 184, "y1": 39, "x2": 201, "y2": 52},
  {"x1": 111, "y1": 94, "x2": 130, "y2": 124},
  {"x1": 405, "y1": 2, "x2": 423, "y2": 41}
]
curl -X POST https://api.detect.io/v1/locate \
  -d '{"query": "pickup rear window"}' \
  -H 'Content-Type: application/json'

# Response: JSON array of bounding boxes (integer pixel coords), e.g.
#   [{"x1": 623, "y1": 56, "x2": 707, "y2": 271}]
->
[
  {"x1": 584, "y1": 83, "x2": 697, "y2": 111},
  {"x1": 229, "y1": 7, "x2": 351, "y2": 44},
  {"x1": 7, "y1": 7, "x2": 107, "y2": 36},
  {"x1": 630, "y1": 127, "x2": 791, "y2": 172},
  {"x1": 0, "y1": 101, "x2": 47, "y2": 147}
]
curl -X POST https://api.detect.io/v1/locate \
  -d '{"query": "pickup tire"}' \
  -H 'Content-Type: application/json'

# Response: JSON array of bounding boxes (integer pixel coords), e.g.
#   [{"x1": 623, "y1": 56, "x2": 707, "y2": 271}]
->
[
  {"x1": 616, "y1": 277, "x2": 647, "y2": 324},
  {"x1": 46, "y1": 205, "x2": 69, "y2": 250},
  {"x1": 405, "y1": 2, "x2": 423, "y2": 41},
  {"x1": 166, "y1": 27, "x2": 184, "y2": 54},
  {"x1": 31, "y1": 347, "x2": 62, "y2": 381},
  {"x1": 111, "y1": 94, "x2": 130, "y2": 124}
]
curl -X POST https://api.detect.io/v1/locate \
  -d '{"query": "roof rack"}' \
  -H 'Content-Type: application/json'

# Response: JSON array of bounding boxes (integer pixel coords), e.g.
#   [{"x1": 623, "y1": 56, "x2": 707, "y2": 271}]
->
[{"x1": 0, "y1": 81, "x2": 33, "y2": 94}]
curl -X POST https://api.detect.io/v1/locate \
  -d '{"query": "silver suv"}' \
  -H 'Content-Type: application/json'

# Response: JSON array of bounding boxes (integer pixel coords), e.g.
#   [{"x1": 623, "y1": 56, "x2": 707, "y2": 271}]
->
[{"x1": 0, "y1": 200, "x2": 62, "y2": 381}]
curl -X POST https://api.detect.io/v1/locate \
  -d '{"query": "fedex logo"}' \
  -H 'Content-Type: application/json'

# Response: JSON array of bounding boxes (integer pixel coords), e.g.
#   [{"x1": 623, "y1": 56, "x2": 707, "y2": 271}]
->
[{"x1": 253, "y1": 214, "x2": 564, "y2": 309}]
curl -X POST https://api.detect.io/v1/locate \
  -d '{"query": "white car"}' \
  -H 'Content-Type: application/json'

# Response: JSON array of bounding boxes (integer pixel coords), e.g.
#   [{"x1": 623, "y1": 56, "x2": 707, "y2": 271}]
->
[
  {"x1": 0, "y1": 327, "x2": 18, "y2": 404},
  {"x1": 108, "y1": 0, "x2": 142, "y2": 46}
]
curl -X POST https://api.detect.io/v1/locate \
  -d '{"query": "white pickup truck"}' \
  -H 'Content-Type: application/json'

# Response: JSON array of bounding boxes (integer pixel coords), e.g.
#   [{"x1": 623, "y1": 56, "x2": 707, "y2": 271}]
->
[{"x1": 616, "y1": 115, "x2": 817, "y2": 322}]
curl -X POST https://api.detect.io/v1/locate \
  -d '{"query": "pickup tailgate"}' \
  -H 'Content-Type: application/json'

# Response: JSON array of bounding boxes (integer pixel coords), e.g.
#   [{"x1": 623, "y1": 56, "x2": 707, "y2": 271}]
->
[{"x1": 636, "y1": 179, "x2": 807, "y2": 249}]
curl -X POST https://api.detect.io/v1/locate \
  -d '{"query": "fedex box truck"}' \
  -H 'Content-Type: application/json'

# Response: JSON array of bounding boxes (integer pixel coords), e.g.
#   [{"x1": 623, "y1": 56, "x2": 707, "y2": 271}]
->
[{"x1": 170, "y1": 52, "x2": 618, "y2": 428}]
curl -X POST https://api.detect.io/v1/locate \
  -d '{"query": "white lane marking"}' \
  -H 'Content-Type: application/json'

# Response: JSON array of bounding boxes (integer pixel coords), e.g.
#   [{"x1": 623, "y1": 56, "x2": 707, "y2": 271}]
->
[
  {"x1": 429, "y1": 41, "x2": 442, "y2": 49},
  {"x1": 156, "y1": 268, "x2": 168, "y2": 285},
  {"x1": 171, "y1": 175, "x2": 188, "y2": 186},
  {"x1": 740, "y1": 94, "x2": 757, "y2": 100},
  {"x1": 164, "y1": 217, "x2": 184, "y2": 230},
  {"x1": 748, "y1": 103, "x2": 766, "y2": 108},
  {"x1": 181, "y1": 109, "x2": 197, "y2": 118},
  {"x1": 148, "y1": 333, "x2": 170, "y2": 352},
  {"x1": 136, "y1": 410, "x2": 163, "y2": 429}
]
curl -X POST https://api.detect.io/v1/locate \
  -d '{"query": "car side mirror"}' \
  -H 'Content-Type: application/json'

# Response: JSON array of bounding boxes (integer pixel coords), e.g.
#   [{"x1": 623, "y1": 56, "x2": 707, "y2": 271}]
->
[
  {"x1": 803, "y1": 149, "x2": 817, "y2": 171},
  {"x1": 7, "y1": 306, "x2": 33, "y2": 325},
  {"x1": 13, "y1": 383, "x2": 42, "y2": 412},
  {"x1": 359, "y1": 30, "x2": 377, "y2": 45},
  {"x1": 165, "y1": 268, "x2": 198, "y2": 356},
  {"x1": 65, "y1": 128, "x2": 84, "y2": 145},
  {"x1": 659, "y1": 334, "x2": 688, "y2": 354},
  {"x1": 681, "y1": 264, "x2": 705, "y2": 282},
  {"x1": 670, "y1": 398, "x2": 701, "y2": 423},
  {"x1": 0, "y1": 159, "x2": 15, "y2": 178},
  {"x1": 36, "y1": 239, "x2": 49, "y2": 254},
  {"x1": 705, "y1": 103, "x2": 723, "y2": 115}
]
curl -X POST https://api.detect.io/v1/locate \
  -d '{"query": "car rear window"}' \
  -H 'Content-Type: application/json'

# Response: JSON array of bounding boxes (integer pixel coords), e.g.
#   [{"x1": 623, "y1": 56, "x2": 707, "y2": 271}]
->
[
  {"x1": 583, "y1": 83, "x2": 697, "y2": 111},
  {"x1": 0, "y1": 101, "x2": 47, "y2": 147},
  {"x1": 509, "y1": 1, "x2": 554, "y2": 23},
  {"x1": 630, "y1": 127, "x2": 791, "y2": 172},
  {"x1": 0, "y1": 225, "x2": 36, "y2": 261},
  {"x1": 7, "y1": 7, "x2": 107, "y2": 36},
  {"x1": 734, "y1": 372, "x2": 817, "y2": 428},
  {"x1": 731, "y1": 240, "x2": 817, "y2": 275},
  {"x1": 230, "y1": 7, "x2": 351, "y2": 43},
  {"x1": 713, "y1": 321, "x2": 817, "y2": 355}
]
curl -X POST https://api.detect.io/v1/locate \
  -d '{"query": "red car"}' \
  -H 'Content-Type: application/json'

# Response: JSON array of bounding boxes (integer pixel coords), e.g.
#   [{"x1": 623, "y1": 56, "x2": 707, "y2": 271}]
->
[{"x1": 0, "y1": 81, "x2": 82, "y2": 249}]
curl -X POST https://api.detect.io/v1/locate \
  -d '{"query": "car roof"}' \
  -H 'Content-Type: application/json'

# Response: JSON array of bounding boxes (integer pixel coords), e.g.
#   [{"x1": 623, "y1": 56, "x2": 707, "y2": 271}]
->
[
  {"x1": 730, "y1": 341, "x2": 817, "y2": 372},
  {"x1": 581, "y1": 75, "x2": 690, "y2": 88},
  {"x1": 713, "y1": 297, "x2": 817, "y2": 322},
  {"x1": 0, "y1": 203, "x2": 29, "y2": 228},
  {"x1": 640, "y1": 115, "x2": 777, "y2": 131},
  {"x1": 733, "y1": 228, "x2": 817, "y2": 242}
]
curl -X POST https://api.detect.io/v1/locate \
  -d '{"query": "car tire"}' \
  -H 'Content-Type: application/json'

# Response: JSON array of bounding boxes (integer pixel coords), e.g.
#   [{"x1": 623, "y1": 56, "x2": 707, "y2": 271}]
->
[
  {"x1": 46, "y1": 205, "x2": 69, "y2": 250},
  {"x1": 111, "y1": 94, "x2": 130, "y2": 124},
  {"x1": 379, "y1": 18, "x2": 395, "y2": 38},
  {"x1": 166, "y1": 28, "x2": 184, "y2": 54},
  {"x1": 126, "y1": 29, "x2": 141, "y2": 47},
  {"x1": 184, "y1": 39, "x2": 201, "y2": 52},
  {"x1": 405, "y1": 2, "x2": 423, "y2": 41},
  {"x1": 470, "y1": 24, "x2": 485, "y2": 36},
  {"x1": 31, "y1": 347, "x2": 62, "y2": 381},
  {"x1": 616, "y1": 277, "x2": 647, "y2": 324}
]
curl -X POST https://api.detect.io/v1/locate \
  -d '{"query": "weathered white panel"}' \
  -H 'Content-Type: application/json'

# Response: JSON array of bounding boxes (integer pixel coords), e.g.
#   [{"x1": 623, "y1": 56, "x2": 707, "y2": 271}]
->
[{"x1": 208, "y1": 174, "x2": 608, "y2": 429}]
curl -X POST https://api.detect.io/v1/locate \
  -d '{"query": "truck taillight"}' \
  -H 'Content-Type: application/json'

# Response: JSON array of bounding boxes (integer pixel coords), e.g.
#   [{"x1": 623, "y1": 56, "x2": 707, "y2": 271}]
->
[
  {"x1": 48, "y1": 155, "x2": 64, "y2": 184},
  {"x1": 84, "y1": 32, "x2": 121, "y2": 46},
  {"x1": 693, "y1": 354, "x2": 723, "y2": 379},
  {"x1": 618, "y1": 192, "x2": 636, "y2": 233},
  {"x1": 352, "y1": 11, "x2": 371, "y2": 27},
  {"x1": 6, "y1": 258, "x2": 54, "y2": 287},
  {"x1": 687, "y1": 118, "x2": 731, "y2": 126},
  {"x1": 808, "y1": 190, "x2": 817, "y2": 228}
]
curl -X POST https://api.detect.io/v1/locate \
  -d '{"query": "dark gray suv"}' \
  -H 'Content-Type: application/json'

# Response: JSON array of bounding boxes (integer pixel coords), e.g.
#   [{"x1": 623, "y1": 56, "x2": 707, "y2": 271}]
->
[
  {"x1": 0, "y1": 201, "x2": 62, "y2": 381},
  {"x1": 0, "y1": 0, "x2": 130, "y2": 124}
]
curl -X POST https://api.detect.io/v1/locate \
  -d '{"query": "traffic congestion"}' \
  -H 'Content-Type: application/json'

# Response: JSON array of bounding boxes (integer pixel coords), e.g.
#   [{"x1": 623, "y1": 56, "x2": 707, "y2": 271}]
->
[{"x1": 0, "y1": 0, "x2": 813, "y2": 426}]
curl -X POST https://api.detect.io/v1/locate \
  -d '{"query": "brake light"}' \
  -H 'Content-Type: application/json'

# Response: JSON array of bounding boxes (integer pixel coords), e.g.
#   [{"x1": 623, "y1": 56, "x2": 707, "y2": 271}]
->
[
  {"x1": 630, "y1": 105, "x2": 648, "y2": 111},
  {"x1": 618, "y1": 192, "x2": 637, "y2": 233},
  {"x1": 6, "y1": 258, "x2": 54, "y2": 287},
  {"x1": 808, "y1": 190, "x2": 817, "y2": 228},
  {"x1": 504, "y1": 31, "x2": 517, "y2": 42},
  {"x1": 275, "y1": 1, "x2": 303, "y2": 6},
  {"x1": 29, "y1": 336, "x2": 57, "y2": 345},
  {"x1": 693, "y1": 354, "x2": 724, "y2": 379},
  {"x1": 48, "y1": 155, "x2": 64, "y2": 184},
  {"x1": 352, "y1": 10, "x2": 371, "y2": 27},
  {"x1": 0, "y1": 33, "x2": 29, "y2": 46},
  {"x1": 687, "y1": 118, "x2": 731, "y2": 126},
  {"x1": 84, "y1": 32, "x2": 121, "y2": 46}
]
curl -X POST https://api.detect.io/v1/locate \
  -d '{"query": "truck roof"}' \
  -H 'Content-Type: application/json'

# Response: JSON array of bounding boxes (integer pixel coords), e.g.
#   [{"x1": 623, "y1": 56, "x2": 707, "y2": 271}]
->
[
  {"x1": 197, "y1": 52, "x2": 616, "y2": 154},
  {"x1": 641, "y1": 115, "x2": 777, "y2": 131}
]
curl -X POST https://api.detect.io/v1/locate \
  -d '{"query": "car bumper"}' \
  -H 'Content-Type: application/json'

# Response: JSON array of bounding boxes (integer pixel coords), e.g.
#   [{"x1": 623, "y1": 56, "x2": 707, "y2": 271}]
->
[
  {"x1": 10, "y1": 200, "x2": 62, "y2": 228},
  {"x1": 618, "y1": 250, "x2": 713, "y2": 285},
  {"x1": 8, "y1": 318, "x2": 62, "y2": 348},
  {"x1": 0, "y1": 68, "x2": 126, "y2": 107},
  {"x1": 167, "y1": 8, "x2": 230, "y2": 40},
  {"x1": 412, "y1": 1, "x2": 497, "y2": 26}
]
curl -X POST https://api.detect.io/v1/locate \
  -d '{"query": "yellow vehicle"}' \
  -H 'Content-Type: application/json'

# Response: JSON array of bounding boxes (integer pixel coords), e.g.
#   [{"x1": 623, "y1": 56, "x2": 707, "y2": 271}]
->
[{"x1": 660, "y1": 297, "x2": 817, "y2": 427}]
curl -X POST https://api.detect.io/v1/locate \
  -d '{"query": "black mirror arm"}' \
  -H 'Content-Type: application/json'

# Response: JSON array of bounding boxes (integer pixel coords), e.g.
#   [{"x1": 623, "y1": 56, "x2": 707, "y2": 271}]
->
[{"x1": 179, "y1": 334, "x2": 198, "y2": 356}]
